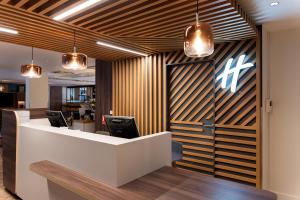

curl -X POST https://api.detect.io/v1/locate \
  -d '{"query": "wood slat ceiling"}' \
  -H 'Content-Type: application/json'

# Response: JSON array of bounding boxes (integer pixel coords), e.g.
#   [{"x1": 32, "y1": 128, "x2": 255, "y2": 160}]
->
[{"x1": 0, "y1": 0, "x2": 256, "y2": 61}]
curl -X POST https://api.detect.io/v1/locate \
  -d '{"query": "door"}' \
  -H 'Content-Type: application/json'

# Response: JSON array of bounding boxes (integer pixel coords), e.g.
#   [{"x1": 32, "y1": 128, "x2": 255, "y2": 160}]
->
[{"x1": 168, "y1": 61, "x2": 216, "y2": 176}]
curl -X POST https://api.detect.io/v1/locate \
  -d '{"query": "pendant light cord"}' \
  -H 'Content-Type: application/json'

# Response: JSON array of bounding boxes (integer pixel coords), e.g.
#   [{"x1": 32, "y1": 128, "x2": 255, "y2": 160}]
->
[
  {"x1": 196, "y1": 0, "x2": 199, "y2": 25},
  {"x1": 73, "y1": 30, "x2": 77, "y2": 53},
  {"x1": 31, "y1": 46, "x2": 34, "y2": 64}
]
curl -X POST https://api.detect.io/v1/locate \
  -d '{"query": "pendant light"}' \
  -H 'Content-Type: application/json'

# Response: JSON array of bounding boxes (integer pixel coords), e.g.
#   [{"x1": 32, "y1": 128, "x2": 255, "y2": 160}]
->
[
  {"x1": 184, "y1": 0, "x2": 214, "y2": 57},
  {"x1": 62, "y1": 30, "x2": 87, "y2": 70},
  {"x1": 21, "y1": 47, "x2": 42, "y2": 78}
]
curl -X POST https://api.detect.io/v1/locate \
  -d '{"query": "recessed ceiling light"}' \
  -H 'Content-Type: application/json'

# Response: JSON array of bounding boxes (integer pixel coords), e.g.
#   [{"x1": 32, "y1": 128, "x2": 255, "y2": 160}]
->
[
  {"x1": 270, "y1": 1, "x2": 279, "y2": 6},
  {"x1": 96, "y1": 41, "x2": 148, "y2": 57},
  {"x1": 0, "y1": 27, "x2": 18, "y2": 34},
  {"x1": 53, "y1": 0, "x2": 101, "y2": 21}
]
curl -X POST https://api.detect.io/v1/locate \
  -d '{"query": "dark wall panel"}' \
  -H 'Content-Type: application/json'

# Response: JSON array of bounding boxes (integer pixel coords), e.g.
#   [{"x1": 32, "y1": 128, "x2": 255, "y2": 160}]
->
[
  {"x1": 50, "y1": 86, "x2": 62, "y2": 111},
  {"x1": 2, "y1": 110, "x2": 17, "y2": 194},
  {"x1": 95, "y1": 60, "x2": 112, "y2": 131}
]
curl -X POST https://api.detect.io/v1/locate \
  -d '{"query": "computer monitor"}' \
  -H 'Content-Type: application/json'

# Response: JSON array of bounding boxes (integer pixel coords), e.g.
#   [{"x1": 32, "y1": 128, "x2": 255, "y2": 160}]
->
[
  {"x1": 105, "y1": 116, "x2": 139, "y2": 139},
  {"x1": 46, "y1": 111, "x2": 68, "y2": 128}
]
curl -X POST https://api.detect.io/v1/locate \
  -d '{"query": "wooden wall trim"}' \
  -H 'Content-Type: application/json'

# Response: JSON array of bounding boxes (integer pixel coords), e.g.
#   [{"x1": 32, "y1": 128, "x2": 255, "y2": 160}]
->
[
  {"x1": 255, "y1": 28, "x2": 262, "y2": 188},
  {"x1": 95, "y1": 60, "x2": 112, "y2": 131},
  {"x1": 49, "y1": 86, "x2": 62, "y2": 111}
]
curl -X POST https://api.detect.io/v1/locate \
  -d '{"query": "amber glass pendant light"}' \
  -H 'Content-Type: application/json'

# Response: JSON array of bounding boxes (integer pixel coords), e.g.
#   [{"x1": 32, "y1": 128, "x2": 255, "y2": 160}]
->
[
  {"x1": 184, "y1": 0, "x2": 214, "y2": 57},
  {"x1": 21, "y1": 47, "x2": 42, "y2": 78},
  {"x1": 62, "y1": 30, "x2": 87, "y2": 70}
]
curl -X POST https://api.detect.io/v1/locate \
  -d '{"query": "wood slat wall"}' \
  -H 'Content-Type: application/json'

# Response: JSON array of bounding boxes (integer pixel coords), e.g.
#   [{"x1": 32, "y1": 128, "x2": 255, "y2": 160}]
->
[
  {"x1": 166, "y1": 39, "x2": 260, "y2": 187},
  {"x1": 112, "y1": 38, "x2": 261, "y2": 187},
  {"x1": 112, "y1": 54, "x2": 167, "y2": 135}
]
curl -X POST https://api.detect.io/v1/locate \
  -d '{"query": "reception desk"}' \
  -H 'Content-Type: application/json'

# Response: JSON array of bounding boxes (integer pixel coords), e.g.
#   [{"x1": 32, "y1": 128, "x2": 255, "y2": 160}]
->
[{"x1": 3, "y1": 110, "x2": 171, "y2": 200}]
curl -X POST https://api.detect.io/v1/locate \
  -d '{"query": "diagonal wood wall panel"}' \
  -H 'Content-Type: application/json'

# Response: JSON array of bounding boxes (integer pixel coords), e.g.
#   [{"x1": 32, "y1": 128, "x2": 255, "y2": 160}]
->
[
  {"x1": 169, "y1": 61, "x2": 216, "y2": 175},
  {"x1": 166, "y1": 39, "x2": 260, "y2": 187}
]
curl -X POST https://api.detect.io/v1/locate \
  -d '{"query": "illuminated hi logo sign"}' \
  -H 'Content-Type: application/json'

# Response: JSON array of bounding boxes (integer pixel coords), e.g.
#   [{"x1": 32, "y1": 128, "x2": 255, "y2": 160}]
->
[{"x1": 216, "y1": 55, "x2": 254, "y2": 93}]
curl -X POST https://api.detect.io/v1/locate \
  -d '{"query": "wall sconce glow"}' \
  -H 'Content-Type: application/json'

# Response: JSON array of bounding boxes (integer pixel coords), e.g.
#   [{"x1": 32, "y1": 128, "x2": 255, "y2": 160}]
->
[
  {"x1": 53, "y1": 0, "x2": 101, "y2": 21},
  {"x1": 0, "y1": 27, "x2": 18, "y2": 35},
  {"x1": 216, "y1": 54, "x2": 254, "y2": 93},
  {"x1": 96, "y1": 41, "x2": 148, "y2": 57}
]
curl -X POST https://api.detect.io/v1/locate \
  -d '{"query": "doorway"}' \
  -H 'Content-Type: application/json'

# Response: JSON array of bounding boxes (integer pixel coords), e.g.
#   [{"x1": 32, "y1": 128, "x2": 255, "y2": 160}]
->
[
  {"x1": 168, "y1": 60, "x2": 215, "y2": 176},
  {"x1": 168, "y1": 56, "x2": 259, "y2": 187}
]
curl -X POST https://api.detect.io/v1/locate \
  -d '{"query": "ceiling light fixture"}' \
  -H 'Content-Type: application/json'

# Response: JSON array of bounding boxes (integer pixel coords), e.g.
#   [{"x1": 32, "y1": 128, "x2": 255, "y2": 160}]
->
[
  {"x1": 270, "y1": 1, "x2": 279, "y2": 6},
  {"x1": 53, "y1": 0, "x2": 101, "y2": 21},
  {"x1": 0, "y1": 27, "x2": 18, "y2": 35},
  {"x1": 62, "y1": 30, "x2": 87, "y2": 70},
  {"x1": 21, "y1": 47, "x2": 42, "y2": 79},
  {"x1": 184, "y1": 0, "x2": 214, "y2": 57},
  {"x1": 96, "y1": 41, "x2": 148, "y2": 57}
]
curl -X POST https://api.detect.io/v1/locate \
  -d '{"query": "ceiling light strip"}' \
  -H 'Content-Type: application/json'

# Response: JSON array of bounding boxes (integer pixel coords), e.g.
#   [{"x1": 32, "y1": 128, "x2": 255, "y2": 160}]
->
[
  {"x1": 0, "y1": 27, "x2": 18, "y2": 34},
  {"x1": 96, "y1": 41, "x2": 148, "y2": 56},
  {"x1": 53, "y1": 0, "x2": 101, "y2": 21}
]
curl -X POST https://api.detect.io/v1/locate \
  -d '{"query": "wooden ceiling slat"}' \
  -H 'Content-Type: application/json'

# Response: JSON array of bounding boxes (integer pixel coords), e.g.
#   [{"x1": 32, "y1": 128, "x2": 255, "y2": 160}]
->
[
  {"x1": 27, "y1": 0, "x2": 49, "y2": 12},
  {"x1": 93, "y1": 0, "x2": 228, "y2": 33},
  {"x1": 67, "y1": 0, "x2": 128, "y2": 24},
  {"x1": 0, "y1": 13, "x2": 149, "y2": 59},
  {"x1": 96, "y1": 0, "x2": 229, "y2": 34},
  {"x1": 84, "y1": 0, "x2": 169, "y2": 29},
  {"x1": 48, "y1": 0, "x2": 85, "y2": 18},
  {"x1": 0, "y1": 5, "x2": 156, "y2": 53},
  {"x1": 0, "y1": 0, "x2": 257, "y2": 60},
  {"x1": 104, "y1": 5, "x2": 237, "y2": 36},
  {"x1": 91, "y1": 0, "x2": 194, "y2": 31},
  {"x1": 14, "y1": 0, "x2": 29, "y2": 8},
  {"x1": 38, "y1": 0, "x2": 69, "y2": 15},
  {"x1": 0, "y1": 0, "x2": 10, "y2": 4}
]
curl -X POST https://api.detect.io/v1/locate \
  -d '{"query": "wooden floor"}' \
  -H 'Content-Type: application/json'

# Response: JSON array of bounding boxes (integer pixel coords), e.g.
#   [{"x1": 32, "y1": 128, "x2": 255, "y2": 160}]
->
[{"x1": 0, "y1": 148, "x2": 18, "y2": 200}]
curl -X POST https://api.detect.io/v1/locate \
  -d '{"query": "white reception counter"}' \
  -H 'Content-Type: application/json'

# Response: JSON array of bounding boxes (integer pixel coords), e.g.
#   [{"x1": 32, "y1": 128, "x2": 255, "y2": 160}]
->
[{"x1": 14, "y1": 111, "x2": 171, "y2": 200}]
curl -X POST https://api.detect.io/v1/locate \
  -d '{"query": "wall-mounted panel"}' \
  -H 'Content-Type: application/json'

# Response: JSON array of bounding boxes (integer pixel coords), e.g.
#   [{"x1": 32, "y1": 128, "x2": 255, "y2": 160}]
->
[{"x1": 95, "y1": 60, "x2": 112, "y2": 131}]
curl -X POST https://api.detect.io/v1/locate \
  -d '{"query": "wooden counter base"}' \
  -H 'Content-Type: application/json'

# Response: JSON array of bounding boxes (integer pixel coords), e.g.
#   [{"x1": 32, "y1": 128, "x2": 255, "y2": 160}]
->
[{"x1": 30, "y1": 161, "x2": 276, "y2": 200}]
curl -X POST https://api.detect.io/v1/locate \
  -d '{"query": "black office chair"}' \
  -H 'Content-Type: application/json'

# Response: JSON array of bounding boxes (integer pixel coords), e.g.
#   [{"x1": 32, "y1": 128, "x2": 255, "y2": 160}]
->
[{"x1": 172, "y1": 141, "x2": 183, "y2": 167}]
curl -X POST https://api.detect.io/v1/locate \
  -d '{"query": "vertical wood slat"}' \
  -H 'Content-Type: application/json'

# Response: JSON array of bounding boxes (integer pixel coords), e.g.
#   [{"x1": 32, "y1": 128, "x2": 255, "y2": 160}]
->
[
  {"x1": 255, "y1": 30, "x2": 262, "y2": 188},
  {"x1": 112, "y1": 54, "x2": 165, "y2": 135},
  {"x1": 149, "y1": 56, "x2": 153, "y2": 134},
  {"x1": 153, "y1": 55, "x2": 157, "y2": 133},
  {"x1": 141, "y1": 57, "x2": 145, "y2": 136},
  {"x1": 145, "y1": 57, "x2": 149, "y2": 135}
]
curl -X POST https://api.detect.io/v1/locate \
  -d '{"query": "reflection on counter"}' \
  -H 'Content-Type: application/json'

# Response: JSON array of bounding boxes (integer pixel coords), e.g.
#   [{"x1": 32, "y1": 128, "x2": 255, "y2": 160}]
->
[{"x1": 71, "y1": 120, "x2": 95, "y2": 133}]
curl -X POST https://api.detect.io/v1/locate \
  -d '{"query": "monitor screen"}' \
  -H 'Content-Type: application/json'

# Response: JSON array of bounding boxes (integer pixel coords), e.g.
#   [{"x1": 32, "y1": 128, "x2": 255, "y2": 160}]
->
[
  {"x1": 105, "y1": 116, "x2": 139, "y2": 139},
  {"x1": 0, "y1": 93, "x2": 15, "y2": 107},
  {"x1": 46, "y1": 111, "x2": 68, "y2": 128}
]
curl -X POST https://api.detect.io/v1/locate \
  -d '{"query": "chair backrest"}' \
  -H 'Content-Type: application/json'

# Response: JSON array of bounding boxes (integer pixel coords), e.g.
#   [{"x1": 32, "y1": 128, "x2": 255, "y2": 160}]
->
[{"x1": 172, "y1": 140, "x2": 183, "y2": 162}]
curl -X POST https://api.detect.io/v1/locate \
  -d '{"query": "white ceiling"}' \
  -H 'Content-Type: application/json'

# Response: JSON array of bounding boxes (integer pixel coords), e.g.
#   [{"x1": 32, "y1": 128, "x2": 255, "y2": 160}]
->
[
  {"x1": 239, "y1": 0, "x2": 300, "y2": 24},
  {"x1": 0, "y1": 41, "x2": 95, "y2": 86}
]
